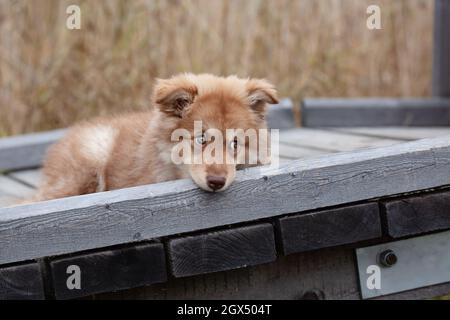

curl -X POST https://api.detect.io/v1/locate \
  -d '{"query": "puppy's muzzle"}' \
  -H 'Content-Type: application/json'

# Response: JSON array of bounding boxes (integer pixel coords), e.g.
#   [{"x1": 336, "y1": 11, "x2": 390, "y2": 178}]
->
[{"x1": 206, "y1": 175, "x2": 226, "y2": 191}]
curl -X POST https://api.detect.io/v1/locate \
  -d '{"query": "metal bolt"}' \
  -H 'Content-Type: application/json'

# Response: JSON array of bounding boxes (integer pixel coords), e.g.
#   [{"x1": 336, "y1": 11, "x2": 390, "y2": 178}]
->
[
  {"x1": 133, "y1": 232, "x2": 142, "y2": 240},
  {"x1": 379, "y1": 249, "x2": 397, "y2": 267}
]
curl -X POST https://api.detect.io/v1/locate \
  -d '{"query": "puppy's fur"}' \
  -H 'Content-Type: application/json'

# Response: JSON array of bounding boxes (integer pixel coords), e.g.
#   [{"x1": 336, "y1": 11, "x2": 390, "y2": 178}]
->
[{"x1": 29, "y1": 74, "x2": 278, "y2": 202}]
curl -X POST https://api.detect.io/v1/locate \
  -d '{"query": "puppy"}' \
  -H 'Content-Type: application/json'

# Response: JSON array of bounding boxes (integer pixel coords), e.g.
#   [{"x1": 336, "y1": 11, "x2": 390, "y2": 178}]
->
[{"x1": 29, "y1": 74, "x2": 278, "y2": 202}]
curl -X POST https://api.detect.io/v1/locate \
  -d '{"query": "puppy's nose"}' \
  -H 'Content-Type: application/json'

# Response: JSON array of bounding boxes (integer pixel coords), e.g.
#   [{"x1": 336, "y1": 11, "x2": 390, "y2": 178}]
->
[{"x1": 206, "y1": 175, "x2": 226, "y2": 191}]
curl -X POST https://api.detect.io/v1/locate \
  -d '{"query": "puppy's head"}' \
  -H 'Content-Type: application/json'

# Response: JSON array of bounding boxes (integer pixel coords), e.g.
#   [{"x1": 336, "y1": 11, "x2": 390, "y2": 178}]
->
[{"x1": 153, "y1": 74, "x2": 278, "y2": 192}]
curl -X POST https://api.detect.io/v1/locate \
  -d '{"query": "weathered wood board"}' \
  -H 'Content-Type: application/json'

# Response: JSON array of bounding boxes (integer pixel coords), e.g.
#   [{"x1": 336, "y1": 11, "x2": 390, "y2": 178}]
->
[
  {"x1": 168, "y1": 224, "x2": 276, "y2": 278},
  {"x1": 302, "y1": 98, "x2": 450, "y2": 127},
  {"x1": 49, "y1": 242, "x2": 167, "y2": 299},
  {"x1": 8, "y1": 169, "x2": 42, "y2": 188},
  {"x1": 0, "y1": 175, "x2": 35, "y2": 207},
  {"x1": 277, "y1": 203, "x2": 382, "y2": 255},
  {"x1": 0, "y1": 262, "x2": 45, "y2": 300},
  {"x1": 279, "y1": 128, "x2": 402, "y2": 152},
  {"x1": 0, "y1": 129, "x2": 65, "y2": 171},
  {"x1": 334, "y1": 127, "x2": 450, "y2": 141},
  {"x1": 278, "y1": 143, "x2": 328, "y2": 160},
  {"x1": 383, "y1": 190, "x2": 450, "y2": 238}
]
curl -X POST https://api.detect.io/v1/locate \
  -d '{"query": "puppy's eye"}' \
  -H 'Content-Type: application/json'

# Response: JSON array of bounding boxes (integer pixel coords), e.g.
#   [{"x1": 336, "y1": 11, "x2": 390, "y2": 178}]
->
[
  {"x1": 230, "y1": 138, "x2": 239, "y2": 150},
  {"x1": 195, "y1": 134, "x2": 206, "y2": 145},
  {"x1": 175, "y1": 98, "x2": 190, "y2": 110}
]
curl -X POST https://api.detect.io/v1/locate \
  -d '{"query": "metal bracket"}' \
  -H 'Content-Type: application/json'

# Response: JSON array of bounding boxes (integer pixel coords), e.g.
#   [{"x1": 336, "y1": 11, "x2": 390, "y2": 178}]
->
[{"x1": 356, "y1": 230, "x2": 450, "y2": 299}]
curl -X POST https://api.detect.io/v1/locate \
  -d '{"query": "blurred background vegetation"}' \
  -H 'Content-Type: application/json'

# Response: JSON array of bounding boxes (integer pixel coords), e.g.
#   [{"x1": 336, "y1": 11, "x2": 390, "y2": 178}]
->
[{"x1": 0, "y1": 0, "x2": 433, "y2": 136}]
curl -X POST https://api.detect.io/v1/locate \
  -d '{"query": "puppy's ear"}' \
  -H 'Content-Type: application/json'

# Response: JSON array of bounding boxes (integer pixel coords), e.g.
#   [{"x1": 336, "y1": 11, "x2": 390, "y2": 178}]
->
[
  {"x1": 246, "y1": 79, "x2": 279, "y2": 117},
  {"x1": 153, "y1": 76, "x2": 198, "y2": 117}
]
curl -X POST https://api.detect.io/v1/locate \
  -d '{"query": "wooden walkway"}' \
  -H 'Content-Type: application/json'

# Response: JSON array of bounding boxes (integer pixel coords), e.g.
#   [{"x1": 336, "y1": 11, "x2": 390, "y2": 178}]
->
[
  {"x1": 2, "y1": 124, "x2": 450, "y2": 299},
  {"x1": 2, "y1": 126, "x2": 450, "y2": 208}
]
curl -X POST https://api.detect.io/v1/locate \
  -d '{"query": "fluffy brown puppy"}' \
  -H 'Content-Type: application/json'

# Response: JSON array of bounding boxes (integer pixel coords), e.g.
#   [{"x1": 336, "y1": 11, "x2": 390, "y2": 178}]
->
[{"x1": 29, "y1": 74, "x2": 278, "y2": 202}]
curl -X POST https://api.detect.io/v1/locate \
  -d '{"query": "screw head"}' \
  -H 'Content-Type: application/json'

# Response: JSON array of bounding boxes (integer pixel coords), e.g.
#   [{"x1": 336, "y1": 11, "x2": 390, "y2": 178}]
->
[{"x1": 379, "y1": 249, "x2": 397, "y2": 267}]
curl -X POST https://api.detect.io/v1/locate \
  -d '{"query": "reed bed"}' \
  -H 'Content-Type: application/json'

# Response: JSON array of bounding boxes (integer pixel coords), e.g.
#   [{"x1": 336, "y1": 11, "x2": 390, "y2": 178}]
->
[{"x1": 0, "y1": 0, "x2": 433, "y2": 135}]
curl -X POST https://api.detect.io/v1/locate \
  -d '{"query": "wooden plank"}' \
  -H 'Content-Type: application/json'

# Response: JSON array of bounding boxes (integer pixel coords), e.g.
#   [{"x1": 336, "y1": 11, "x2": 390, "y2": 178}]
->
[
  {"x1": 0, "y1": 129, "x2": 65, "y2": 171},
  {"x1": 0, "y1": 175, "x2": 35, "y2": 197},
  {"x1": 0, "y1": 262, "x2": 45, "y2": 300},
  {"x1": 334, "y1": 127, "x2": 450, "y2": 141},
  {"x1": 277, "y1": 203, "x2": 382, "y2": 255},
  {"x1": 97, "y1": 247, "x2": 360, "y2": 300},
  {"x1": 301, "y1": 98, "x2": 450, "y2": 127},
  {"x1": 279, "y1": 157, "x2": 293, "y2": 164},
  {"x1": 266, "y1": 98, "x2": 296, "y2": 130},
  {"x1": 279, "y1": 143, "x2": 329, "y2": 159},
  {"x1": 382, "y1": 191, "x2": 450, "y2": 238},
  {"x1": 8, "y1": 169, "x2": 42, "y2": 188},
  {"x1": 279, "y1": 128, "x2": 402, "y2": 152},
  {"x1": 168, "y1": 224, "x2": 276, "y2": 278},
  {"x1": 50, "y1": 242, "x2": 167, "y2": 299},
  {"x1": 0, "y1": 195, "x2": 17, "y2": 208},
  {"x1": 433, "y1": 0, "x2": 450, "y2": 97},
  {"x1": 2, "y1": 136, "x2": 450, "y2": 265},
  {"x1": 0, "y1": 175, "x2": 35, "y2": 207}
]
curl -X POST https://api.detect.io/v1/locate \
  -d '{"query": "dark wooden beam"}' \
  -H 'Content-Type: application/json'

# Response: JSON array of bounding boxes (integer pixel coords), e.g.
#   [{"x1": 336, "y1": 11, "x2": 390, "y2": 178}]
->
[
  {"x1": 168, "y1": 224, "x2": 276, "y2": 278},
  {"x1": 277, "y1": 203, "x2": 382, "y2": 255},
  {"x1": 433, "y1": 0, "x2": 450, "y2": 97},
  {"x1": 382, "y1": 190, "x2": 450, "y2": 238},
  {"x1": 98, "y1": 247, "x2": 361, "y2": 300},
  {"x1": 49, "y1": 242, "x2": 167, "y2": 299},
  {"x1": 0, "y1": 262, "x2": 45, "y2": 300}
]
